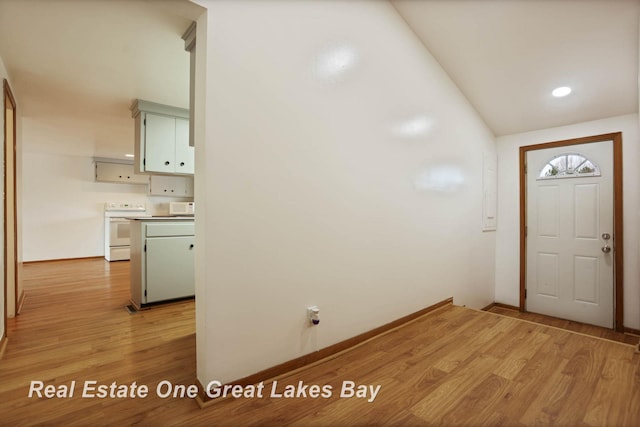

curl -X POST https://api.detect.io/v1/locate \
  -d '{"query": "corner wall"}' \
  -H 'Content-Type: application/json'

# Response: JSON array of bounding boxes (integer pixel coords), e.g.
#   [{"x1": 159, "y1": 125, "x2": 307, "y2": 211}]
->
[
  {"x1": 495, "y1": 114, "x2": 640, "y2": 329},
  {"x1": 195, "y1": 0, "x2": 497, "y2": 385}
]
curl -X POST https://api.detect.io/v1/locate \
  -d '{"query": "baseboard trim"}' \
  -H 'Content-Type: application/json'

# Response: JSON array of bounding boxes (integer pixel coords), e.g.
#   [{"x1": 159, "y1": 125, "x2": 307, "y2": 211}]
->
[
  {"x1": 16, "y1": 291, "x2": 26, "y2": 315},
  {"x1": 486, "y1": 305, "x2": 640, "y2": 339},
  {"x1": 0, "y1": 336, "x2": 8, "y2": 360},
  {"x1": 481, "y1": 302, "x2": 520, "y2": 312},
  {"x1": 624, "y1": 326, "x2": 640, "y2": 337},
  {"x1": 195, "y1": 297, "x2": 454, "y2": 407},
  {"x1": 24, "y1": 256, "x2": 105, "y2": 265}
]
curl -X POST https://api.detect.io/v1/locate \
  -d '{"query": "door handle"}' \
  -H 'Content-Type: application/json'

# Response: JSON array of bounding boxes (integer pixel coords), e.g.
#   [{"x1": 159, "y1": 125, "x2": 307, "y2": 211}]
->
[{"x1": 601, "y1": 245, "x2": 611, "y2": 254}]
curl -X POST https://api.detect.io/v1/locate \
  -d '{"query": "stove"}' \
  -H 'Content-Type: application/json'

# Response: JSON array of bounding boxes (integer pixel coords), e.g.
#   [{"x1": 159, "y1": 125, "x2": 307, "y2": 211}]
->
[{"x1": 104, "y1": 202, "x2": 148, "y2": 261}]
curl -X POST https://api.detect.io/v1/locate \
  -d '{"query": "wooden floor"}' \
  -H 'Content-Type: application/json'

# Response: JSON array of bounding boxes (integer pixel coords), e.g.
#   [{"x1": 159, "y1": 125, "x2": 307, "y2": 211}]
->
[
  {"x1": 486, "y1": 305, "x2": 640, "y2": 346},
  {"x1": 0, "y1": 259, "x2": 639, "y2": 426}
]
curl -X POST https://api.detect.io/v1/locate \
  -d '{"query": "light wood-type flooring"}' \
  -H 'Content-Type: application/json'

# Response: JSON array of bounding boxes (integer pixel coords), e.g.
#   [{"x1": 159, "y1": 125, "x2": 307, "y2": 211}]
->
[
  {"x1": 0, "y1": 258, "x2": 639, "y2": 426},
  {"x1": 486, "y1": 305, "x2": 640, "y2": 346}
]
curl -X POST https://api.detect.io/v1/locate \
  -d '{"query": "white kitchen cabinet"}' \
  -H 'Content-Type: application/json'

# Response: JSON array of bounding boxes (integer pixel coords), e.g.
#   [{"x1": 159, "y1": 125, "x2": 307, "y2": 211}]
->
[
  {"x1": 95, "y1": 161, "x2": 149, "y2": 185},
  {"x1": 175, "y1": 118, "x2": 194, "y2": 172},
  {"x1": 144, "y1": 113, "x2": 176, "y2": 174},
  {"x1": 145, "y1": 236, "x2": 195, "y2": 303},
  {"x1": 131, "y1": 99, "x2": 193, "y2": 175},
  {"x1": 130, "y1": 219, "x2": 195, "y2": 309},
  {"x1": 148, "y1": 175, "x2": 194, "y2": 197}
]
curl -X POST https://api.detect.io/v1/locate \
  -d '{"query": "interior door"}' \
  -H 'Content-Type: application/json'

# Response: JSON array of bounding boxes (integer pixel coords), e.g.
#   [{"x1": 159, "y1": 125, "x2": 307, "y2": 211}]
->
[{"x1": 526, "y1": 141, "x2": 614, "y2": 328}]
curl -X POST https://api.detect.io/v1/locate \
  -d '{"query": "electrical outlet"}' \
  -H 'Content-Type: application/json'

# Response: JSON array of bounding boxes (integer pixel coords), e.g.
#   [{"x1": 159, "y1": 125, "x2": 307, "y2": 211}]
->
[{"x1": 307, "y1": 306, "x2": 320, "y2": 325}]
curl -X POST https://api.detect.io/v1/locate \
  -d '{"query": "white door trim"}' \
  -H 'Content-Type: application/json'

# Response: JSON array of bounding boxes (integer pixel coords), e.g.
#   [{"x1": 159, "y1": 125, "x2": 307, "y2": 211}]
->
[{"x1": 519, "y1": 132, "x2": 624, "y2": 331}]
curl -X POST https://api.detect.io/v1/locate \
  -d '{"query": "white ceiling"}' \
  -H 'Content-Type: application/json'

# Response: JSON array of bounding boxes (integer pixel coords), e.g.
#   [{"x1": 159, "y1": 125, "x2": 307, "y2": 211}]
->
[
  {"x1": 0, "y1": 0, "x2": 199, "y2": 158},
  {"x1": 0, "y1": 0, "x2": 637, "y2": 158},
  {"x1": 392, "y1": 0, "x2": 639, "y2": 136}
]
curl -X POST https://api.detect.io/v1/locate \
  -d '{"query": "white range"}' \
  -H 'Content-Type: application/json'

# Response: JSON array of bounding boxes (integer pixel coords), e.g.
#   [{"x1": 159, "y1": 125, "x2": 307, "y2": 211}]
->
[{"x1": 104, "y1": 201, "x2": 148, "y2": 261}]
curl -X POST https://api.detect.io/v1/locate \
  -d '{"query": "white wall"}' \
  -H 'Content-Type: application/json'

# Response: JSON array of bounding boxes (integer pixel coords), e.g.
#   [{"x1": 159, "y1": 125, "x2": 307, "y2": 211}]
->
[
  {"x1": 195, "y1": 0, "x2": 497, "y2": 385},
  {"x1": 495, "y1": 114, "x2": 640, "y2": 329},
  {"x1": 22, "y1": 151, "x2": 147, "y2": 261},
  {"x1": 21, "y1": 148, "x2": 190, "y2": 261}
]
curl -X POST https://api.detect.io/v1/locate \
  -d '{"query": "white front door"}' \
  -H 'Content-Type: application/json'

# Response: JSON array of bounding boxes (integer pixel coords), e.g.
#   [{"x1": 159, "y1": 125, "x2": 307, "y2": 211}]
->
[{"x1": 526, "y1": 141, "x2": 614, "y2": 328}]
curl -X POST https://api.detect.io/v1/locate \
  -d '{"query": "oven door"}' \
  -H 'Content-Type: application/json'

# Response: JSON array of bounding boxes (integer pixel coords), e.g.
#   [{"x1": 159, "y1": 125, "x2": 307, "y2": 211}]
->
[{"x1": 109, "y1": 218, "x2": 131, "y2": 247}]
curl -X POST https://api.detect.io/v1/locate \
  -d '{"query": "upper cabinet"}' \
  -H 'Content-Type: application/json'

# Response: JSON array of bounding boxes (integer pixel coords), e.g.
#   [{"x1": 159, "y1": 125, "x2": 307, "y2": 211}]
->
[
  {"x1": 131, "y1": 100, "x2": 194, "y2": 175},
  {"x1": 95, "y1": 161, "x2": 149, "y2": 185},
  {"x1": 148, "y1": 175, "x2": 194, "y2": 197}
]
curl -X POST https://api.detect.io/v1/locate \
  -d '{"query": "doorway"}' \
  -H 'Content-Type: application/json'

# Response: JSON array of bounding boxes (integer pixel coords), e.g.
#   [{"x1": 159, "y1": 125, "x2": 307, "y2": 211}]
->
[{"x1": 519, "y1": 133, "x2": 623, "y2": 331}]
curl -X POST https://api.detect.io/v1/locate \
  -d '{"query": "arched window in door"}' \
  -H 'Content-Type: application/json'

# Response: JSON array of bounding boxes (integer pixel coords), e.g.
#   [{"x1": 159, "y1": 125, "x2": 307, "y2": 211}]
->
[{"x1": 537, "y1": 153, "x2": 601, "y2": 180}]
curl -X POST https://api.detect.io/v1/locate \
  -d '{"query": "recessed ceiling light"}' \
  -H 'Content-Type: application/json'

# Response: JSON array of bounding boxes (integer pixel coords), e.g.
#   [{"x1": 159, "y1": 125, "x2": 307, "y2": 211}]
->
[
  {"x1": 552, "y1": 86, "x2": 572, "y2": 97},
  {"x1": 125, "y1": 154, "x2": 135, "y2": 158}
]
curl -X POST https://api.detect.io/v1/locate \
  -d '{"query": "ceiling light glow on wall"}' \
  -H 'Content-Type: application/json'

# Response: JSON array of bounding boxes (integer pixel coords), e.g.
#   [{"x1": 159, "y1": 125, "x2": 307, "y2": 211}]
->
[
  {"x1": 391, "y1": 115, "x2": 434, "y2": 138},
  {"x1": 312, "y1": 42, "x2": 359, "y2": 83},
  {"x1": 414, "y1": 165, "x2": 465, "y2": 193},
  {"x1": 552, "y1": 86, "x2": 572, "y2": 97}
]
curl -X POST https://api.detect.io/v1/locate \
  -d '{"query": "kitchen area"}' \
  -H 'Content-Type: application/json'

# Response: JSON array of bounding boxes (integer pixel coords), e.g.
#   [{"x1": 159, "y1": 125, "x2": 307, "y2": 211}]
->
[
  {"x1": 101, "y1": 98, "x2": 196, "y2": 310},
  {"x1": 129, "y1": 210, "x2": 195, "y2": 310},
  {"x1": 104, "y1": 201, "x2": 195, "y2": 310}
]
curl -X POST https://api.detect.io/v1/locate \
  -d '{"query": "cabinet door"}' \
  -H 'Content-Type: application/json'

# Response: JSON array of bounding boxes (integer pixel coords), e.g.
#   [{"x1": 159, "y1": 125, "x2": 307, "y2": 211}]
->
[
  {"x1": 145, "y1": 113, "x2": 176, "y2": 173},
  {"x1": 149, "y1": 175, "x2": 176, "y2": 196},
  {"x1": 148, "y1": 175, "x2": 193, "y2": 197},
  {"x1": 96, "y1": 162, "x2": 149, "y2": 184},
  {"x1": 145, "y1": 236, "x2": 195, "y2": 303},
  {"x1": 175, "y1": 118, "x2": 195, "y2": 174}
]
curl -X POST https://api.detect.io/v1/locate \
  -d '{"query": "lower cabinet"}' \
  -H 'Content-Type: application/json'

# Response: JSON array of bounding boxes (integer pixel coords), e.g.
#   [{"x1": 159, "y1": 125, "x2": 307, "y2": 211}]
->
[
  {"x1": 145, "y1": 236, "x2": 195, "y2": 303},
  {"x1": 130, "y1": 220, "x2": 195, "y2": 309}
]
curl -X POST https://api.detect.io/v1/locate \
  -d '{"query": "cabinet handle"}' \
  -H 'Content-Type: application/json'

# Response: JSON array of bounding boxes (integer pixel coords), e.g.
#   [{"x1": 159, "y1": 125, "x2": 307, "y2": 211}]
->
[
  {"x1": 189, "y1": 244, "x2": 194, "y2": 250},
  {"x1": 165, "y1": 161, "x2": 170, "y2": 166},
  {"x1": 180, "y1": 162, "x2": 185, "y2": 167}
]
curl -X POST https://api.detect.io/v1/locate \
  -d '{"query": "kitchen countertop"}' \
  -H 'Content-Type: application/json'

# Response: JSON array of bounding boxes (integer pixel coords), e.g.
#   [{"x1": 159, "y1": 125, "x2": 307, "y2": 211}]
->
[{"x1": 131, "y1": 216, "x2": 195, "y2": 221}]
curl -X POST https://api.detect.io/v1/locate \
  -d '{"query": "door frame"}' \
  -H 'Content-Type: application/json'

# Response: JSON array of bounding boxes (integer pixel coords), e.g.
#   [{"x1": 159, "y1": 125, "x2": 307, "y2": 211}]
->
[
  {"x1": 519, "y1": 132, "x2": 623, "y2": 332},
  {"x1": 3, "y1": 79, "x2": 17, "y2": 326}
]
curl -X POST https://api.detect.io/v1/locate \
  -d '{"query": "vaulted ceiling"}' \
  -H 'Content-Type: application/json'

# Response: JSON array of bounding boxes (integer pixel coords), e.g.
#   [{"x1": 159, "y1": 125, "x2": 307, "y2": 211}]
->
[
  {"x1": 0, "y1": 0, "x2": 637, "y2": 158},
  {"x1": 392, "y1": 0, "x2": 639, "y2": 136}
]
